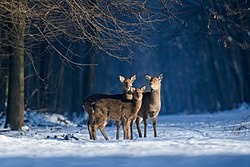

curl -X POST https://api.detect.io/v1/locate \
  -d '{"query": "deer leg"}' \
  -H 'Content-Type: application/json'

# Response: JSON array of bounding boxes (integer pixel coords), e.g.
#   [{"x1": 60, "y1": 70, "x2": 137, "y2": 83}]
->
[
  {"x1": 126, "y1": 120, "x2": 131, "y2": 140},
  {"x1": 123, "y1": 123, "x2": 130, "y2": 140},
  {"x1": 87, "y1": 119, "x2": 93, "y2": 140},
  {"x1": 92, "y1": 124, "x2": 98, "y2": 140},
  {"x1": 122, "y1": 119, "x2": 127, "y2": 139},
  {"x1": 143, "y1": 115, "x2": 148, "y2": 138},
  {"x1": 136, "y1": 117, "x2": 142, "y2": 138},
  {"x1": 116, "y1": 121, "x2": 120, "y2": 140},
  {"x1": 99, "y1": 122, "x2": 109, "y2": 140},
  {"x1": 152, "y1": 117, "x2": 158, "y2": 137},
  {"x1": 130, "y1": 120, "x2": 134, "y2": 140}
]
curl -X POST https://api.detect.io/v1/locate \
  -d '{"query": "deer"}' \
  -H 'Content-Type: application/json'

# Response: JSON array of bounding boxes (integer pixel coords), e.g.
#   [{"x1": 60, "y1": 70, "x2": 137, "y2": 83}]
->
[
  {"x1": 134, "y1": 74, "x2": 163, "y2": 138},
  {"x1": 83, "y1": 75, "x2": 136, "y2": 140},
  {"x1": 91, "y1": 86, "x2": 146, "y2": 140}
]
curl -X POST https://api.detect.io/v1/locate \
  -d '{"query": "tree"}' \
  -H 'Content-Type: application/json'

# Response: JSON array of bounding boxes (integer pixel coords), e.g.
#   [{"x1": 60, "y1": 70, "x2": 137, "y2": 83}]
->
[
  {"x1": 157, "y1": 0, "x2": 250, "y2": 113},
  {"x1": 0, "y1": 0, "x2": 157, "y2": 130},
  {"x1": 206, "y1": 0, "x2": 249, "y2": 50},
  {"x1": 1, "y1": 1, "x2": 26, "y2": 129}
]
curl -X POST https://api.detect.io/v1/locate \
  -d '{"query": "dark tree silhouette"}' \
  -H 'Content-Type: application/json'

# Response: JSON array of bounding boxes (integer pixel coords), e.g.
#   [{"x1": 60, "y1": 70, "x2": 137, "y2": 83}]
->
[{"x1": 0, "y1": 0, "x2": 157, "y2": 129}]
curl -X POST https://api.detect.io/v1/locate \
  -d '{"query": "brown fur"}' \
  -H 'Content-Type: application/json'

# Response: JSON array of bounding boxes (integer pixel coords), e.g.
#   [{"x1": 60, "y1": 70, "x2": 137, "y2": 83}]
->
[
  {"x1": 92, "y1": 86, "x2": 146, "y2": 140},
  {"x1": 135, "y1": 74, "x2": 163, "y2": 138},
  {"x1": 83, "y1": 75, "x2": 136, "y2": 140}
]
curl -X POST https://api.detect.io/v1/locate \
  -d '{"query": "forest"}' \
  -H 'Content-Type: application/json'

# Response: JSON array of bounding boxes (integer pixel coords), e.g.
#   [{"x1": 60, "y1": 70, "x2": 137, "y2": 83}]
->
[{"x1": 0, "y1": 0, "x2": 249, "y2": 130}]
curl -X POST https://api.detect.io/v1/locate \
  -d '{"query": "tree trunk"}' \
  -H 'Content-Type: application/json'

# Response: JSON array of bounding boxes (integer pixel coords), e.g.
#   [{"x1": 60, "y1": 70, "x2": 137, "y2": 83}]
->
[
  {"x1": 5, "y1": 3, "x2": 26, "y2": 130},
  {"x1": 19, "y1": 37, "x2": 25, "y2": 126},
  {"x1": 84, "y1": 45, "x2": 96, "y2": 97}
]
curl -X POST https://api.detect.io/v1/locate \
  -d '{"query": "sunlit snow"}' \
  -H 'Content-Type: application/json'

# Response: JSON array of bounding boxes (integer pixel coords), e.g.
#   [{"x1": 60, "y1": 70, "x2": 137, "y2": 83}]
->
[{"x1": 1, "y1": 104, "x2": 250, "y2": 167}]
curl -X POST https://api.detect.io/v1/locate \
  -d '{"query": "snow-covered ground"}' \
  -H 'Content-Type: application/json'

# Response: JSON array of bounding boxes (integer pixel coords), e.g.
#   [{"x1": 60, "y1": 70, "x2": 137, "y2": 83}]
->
[{"x1": 1, "y1": 104, "x2": 250, "y2": 167}]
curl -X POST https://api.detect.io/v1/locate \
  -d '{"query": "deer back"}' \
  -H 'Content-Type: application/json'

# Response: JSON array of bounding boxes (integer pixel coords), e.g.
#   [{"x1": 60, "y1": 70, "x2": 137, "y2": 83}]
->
[{"x1": 94, "y1": 98, "x2": 132, "y2": 121}]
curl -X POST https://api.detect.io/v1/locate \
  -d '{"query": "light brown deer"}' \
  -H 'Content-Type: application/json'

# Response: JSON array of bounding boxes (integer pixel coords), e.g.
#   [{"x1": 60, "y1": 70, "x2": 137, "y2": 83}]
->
[
  {"x1": 135, "y1": 74, "x2": 163, "y2": 138},
  {"x1": 92, "y1": 86, "x2": 146, "y2": 140},
  {"x1": 83, "y1": 75, "x2": 136, "y2": 140}
]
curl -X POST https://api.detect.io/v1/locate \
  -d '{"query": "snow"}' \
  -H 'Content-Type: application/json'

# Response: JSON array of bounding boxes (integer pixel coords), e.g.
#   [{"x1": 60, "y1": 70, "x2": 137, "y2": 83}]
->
[{"x1": 1, "y1": 104, "x2": 250, "y2": 167}]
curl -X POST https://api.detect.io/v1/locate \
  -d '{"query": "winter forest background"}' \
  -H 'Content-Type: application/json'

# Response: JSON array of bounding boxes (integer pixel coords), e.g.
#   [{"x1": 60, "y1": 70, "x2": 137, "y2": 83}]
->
[{"x1": 0, "y1": 0, "x2": 249, "y2": 129}]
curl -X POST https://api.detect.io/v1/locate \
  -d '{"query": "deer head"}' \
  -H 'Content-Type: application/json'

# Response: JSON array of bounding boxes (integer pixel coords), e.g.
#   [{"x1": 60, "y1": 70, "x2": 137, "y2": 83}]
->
[
  {"x1": 145, "y1": 74, "x2": 163, "y2": 91},
  {"x1": 119, "y1": 75, "x2": 136, "y2": 92},
  {"x1": 132, "y1": 86, "x2": 146, "y2": 100}
]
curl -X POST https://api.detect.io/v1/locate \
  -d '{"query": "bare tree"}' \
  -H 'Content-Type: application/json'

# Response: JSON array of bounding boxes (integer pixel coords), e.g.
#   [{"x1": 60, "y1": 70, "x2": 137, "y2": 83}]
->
[
  {"x1": 1, "y1": 0, "x2": 26, "y2": 129},
  {"x1": 206, "y1": 0, "x2": 249, "y2": 50},
  {"x1": 160, "y1": 0, "x2": 249, "y2": 50},
  {"x1": 158, "y1": 0, "x2": 249, "y2": 114},
  {"x1": 27, "y1": 0, "x2": 158, "y2": 61},
  {"x1": 0, "y1": 0, "x2": 158, "y2": 130}
]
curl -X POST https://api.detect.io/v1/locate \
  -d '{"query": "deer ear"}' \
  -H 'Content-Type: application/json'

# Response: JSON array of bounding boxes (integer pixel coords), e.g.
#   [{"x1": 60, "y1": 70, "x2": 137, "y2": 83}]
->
[
  {"x1": 158, "y1": 74, "x2": 163, "y2": 81},
  {"x1": 145, "y1": 75, "x2": 151, "y2": 81},
  {"x1": 130, "y1": 75, "x2": 136, "y2": 82},
  {"x1": 119, "y1": 75, "x2": 125, "y2": 83},
  {"x1": 140, "y1": 85, "x2": 146, "y2": 92},
  {"x1": 131, "y1": 87, "x2": 135, "y2": 92}
]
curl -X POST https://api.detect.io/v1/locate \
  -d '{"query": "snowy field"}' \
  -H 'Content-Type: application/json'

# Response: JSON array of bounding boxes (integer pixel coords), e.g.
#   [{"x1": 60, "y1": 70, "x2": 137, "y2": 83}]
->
[{"x1": 1, "y1": 104, "x2": 250, "y2": 167}]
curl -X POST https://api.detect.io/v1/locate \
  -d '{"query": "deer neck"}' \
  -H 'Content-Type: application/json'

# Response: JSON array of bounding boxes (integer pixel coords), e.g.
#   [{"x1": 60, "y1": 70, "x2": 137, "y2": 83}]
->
[
  {"x1": 150, "y1": 86, "x2": 161, "y2": 104},
  {"x1": 132, "y1": 98, "x2": 143, "y2": 115},
  {"x1": 123, "y1": 89, "x2": 133, "y2": 100}
]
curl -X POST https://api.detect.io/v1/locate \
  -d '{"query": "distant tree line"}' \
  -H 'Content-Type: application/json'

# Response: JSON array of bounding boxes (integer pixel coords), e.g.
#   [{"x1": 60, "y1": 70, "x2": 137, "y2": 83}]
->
[
  {"x1": 91, "y1": 0, "x2": 250, "y2": 114},
  {"x1": 155, "y1": 0, "x2": 250, "y2": 113}
]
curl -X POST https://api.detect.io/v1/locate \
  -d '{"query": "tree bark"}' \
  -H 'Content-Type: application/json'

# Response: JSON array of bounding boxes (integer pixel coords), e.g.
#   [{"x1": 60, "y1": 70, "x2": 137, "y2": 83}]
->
[
  {"x1": 5, "y1": 2, "x2": 26, "y2": 130},
  {"x1": 84, "y1": 46, "x2": 96, "y2": 97}
]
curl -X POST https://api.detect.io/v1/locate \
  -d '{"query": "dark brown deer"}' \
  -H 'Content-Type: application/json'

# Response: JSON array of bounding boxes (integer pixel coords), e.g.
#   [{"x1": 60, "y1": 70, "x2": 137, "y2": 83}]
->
[
  {"x1": 135, "y1": 74, "x2": 163, "y2": 138},
  {"x1": 91, "y1": 86, "x2": 146, "y2": 140},
  {"x1": 83, "y1": 75, "x2": 136, "y2": 140}
]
